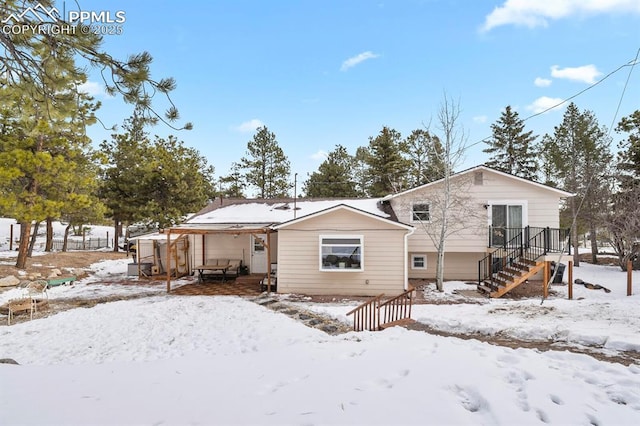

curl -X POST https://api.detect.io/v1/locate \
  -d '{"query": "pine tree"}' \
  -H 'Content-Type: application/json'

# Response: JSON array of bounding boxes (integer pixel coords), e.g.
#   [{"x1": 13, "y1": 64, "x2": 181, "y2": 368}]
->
[
  {"x1": 219, "y1": 162, "x2": 246, "y2": 198},
  {"x1": 0, "y1": 41, "x2": 101, "y2": 268},
  {"x1": 615, "y1": 110, "x2": 640, "y2": 189},
  {"x1": 240, "y1": 126, "x2": 291, "y2": 198},
  {"x1": 483, "y1": 105, "x2": 538, "y2": 180},
  {"x1": 303, "y1": 145, "x2": 359, "y2": 197},
  {"x1": 142, "y1": 135, "x2": 216, "y2": 229},
  {"x1": 549, "y1": 103, "x2": 612, "y2": 266},
  {"x1": 366, "y1": 126, "x2": 410, "y2": 196},
  {"x1": 402, "y1": 128, "x2": 445, "y2": 186}
]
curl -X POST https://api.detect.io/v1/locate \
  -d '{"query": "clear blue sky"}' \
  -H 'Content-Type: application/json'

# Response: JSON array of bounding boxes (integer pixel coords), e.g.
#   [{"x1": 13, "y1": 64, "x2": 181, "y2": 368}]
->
[{"x1": 77, "y1": 0, "x2": 640, "y2": 192}]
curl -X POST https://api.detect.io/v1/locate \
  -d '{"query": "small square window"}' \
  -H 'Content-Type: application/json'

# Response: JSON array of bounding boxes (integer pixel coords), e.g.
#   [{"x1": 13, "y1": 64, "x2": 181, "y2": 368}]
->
[
  {"x1": 412, "y1": 203, "x2": 430, "y2": 222},
  {"x1": 412, "y1": 254, "x2": 427, "y2": 270}
]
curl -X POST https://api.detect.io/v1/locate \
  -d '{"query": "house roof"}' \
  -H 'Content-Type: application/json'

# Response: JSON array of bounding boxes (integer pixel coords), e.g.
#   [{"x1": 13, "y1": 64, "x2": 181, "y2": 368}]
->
[
  {"x1": 187, "y1": 198, "x2": 389, "y2": 225},
  {"x1": 381, "y1": 165, "x2": 575, "y2": 200},
  {"x1": 273, "y1": 204, "x2": 413, "y2": 231}
]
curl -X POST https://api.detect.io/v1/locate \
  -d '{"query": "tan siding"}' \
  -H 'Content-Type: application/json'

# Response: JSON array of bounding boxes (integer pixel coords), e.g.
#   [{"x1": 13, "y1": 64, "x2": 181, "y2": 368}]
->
[
  {"x1": 392, "y1": 168, "x2": 566, "y2": 254},
  {"x1": 189, "y1": 233, "x2": 278, "y2": 270},
  {"x1": 277, "y1": 209, "x2": 407, "y2": 296},
  {"x1": 408, "y1": 252, "x2": 486, "y2": 280}
]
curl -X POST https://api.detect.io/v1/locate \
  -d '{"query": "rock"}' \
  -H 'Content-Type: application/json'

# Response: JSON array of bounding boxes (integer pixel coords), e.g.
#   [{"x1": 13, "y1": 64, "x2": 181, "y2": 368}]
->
[
  {"x1": 50, "y1": 268, "x2": 62, "y2": 277},
  {"x1": 0, "y1": 358, "x2": 19, "y2": 365},
  {"x1": 0, "y1": 275, "x2": 20, "y2": 287}
]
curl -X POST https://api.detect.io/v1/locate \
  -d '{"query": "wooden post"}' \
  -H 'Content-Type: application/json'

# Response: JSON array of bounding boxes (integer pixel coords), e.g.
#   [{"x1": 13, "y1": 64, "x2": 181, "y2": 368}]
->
[
  {"x1": 82, "y1": 228, "x2": 86, "y2": 250},
  {"x1": 9, "y1": 224, "x2": 13, "y2": 251},
  {"x1": 543, "y1": 261, "x2": 550, "y2": 299},
  {"x1": 628, "y1": 259, "x2": 633, "y2": 297},
  {"x1": 106, "y1": 231, "x2": 109, "y2": 248},
  {"x1": 568, "y1": 261, "x2": 573, "y2": 300},
  {"x1": 266, "y1": 230, "x2": 272, "y2": 293}
]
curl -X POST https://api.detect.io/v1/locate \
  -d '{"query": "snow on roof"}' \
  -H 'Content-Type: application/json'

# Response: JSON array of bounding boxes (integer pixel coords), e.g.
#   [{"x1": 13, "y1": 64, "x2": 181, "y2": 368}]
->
[{"x1": 187, "y1": 199, "x2": 387, "y2": 224}]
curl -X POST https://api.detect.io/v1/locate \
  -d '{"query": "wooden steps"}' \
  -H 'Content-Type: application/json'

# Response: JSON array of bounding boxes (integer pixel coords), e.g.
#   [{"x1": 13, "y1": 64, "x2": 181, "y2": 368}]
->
[
  {"x1": 379, "y1": 318, "x2": 416, "y2": 330},
  {"x1": 479, "y1": 259, "x2": 545, "y2": 298}
]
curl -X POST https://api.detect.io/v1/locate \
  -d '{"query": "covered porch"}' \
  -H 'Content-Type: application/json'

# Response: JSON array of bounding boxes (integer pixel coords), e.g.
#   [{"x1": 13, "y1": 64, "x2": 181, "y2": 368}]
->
[
  {"x1": 171, "y1": 274, "x2": 266, "y2": 296},
  {"x1": 164, "y1": 224, "x2": 277, "y2": 293}
]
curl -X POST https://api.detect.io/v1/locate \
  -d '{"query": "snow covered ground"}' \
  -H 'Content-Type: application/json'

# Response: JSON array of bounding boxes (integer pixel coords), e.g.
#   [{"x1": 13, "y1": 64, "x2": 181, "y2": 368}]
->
[{"x1": 0, "y1": 254, "x2": 639, "y2": 425}]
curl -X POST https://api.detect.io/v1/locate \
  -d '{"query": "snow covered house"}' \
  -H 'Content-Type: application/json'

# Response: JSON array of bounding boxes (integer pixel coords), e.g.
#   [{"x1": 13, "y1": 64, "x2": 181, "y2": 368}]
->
[
  {"x1": 166, "y1": 199, "x2": 413, "y2": 296},
  {"x1": 158, "y1": 165, "x2": 572, "y2": 297}
]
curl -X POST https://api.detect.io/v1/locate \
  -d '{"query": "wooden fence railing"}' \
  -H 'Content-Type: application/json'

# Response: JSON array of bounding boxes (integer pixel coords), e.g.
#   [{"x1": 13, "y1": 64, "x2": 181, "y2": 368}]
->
[{"x1": 346, "y1": 287, "x2": 416, "y2": 331}]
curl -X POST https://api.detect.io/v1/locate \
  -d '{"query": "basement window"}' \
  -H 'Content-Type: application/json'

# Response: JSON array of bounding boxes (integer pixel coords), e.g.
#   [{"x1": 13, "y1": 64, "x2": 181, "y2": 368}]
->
[{"x1": 320, "y1": 235, "x2": 363, "y2": 271}]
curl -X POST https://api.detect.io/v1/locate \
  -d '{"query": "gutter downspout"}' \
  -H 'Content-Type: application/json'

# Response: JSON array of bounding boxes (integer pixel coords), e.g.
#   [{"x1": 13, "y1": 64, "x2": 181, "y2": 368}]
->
[{"x1": 404, "y1": 227, "x2": 416, "y2": 290}]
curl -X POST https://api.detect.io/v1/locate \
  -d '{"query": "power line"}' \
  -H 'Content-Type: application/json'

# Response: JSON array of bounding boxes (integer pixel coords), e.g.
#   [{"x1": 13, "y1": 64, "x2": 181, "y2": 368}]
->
[{"x1": 465, "y1": 49, "x2": 640, "y2": 152}]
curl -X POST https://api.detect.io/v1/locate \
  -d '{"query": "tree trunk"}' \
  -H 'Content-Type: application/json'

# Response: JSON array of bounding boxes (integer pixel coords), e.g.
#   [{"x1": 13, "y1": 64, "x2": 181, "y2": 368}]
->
[
  {"x1": 45, "y1": 217, "x2": 53, "y2": 252},
  {"x1": 589, "y1": 222, "x2": 599, "y2": 264},
  {"x1": 15, "y1": 222, "x2": 31, "y2": 269},
  {"x1": 63, "y1": 223, "x2": 72, "y2": 252},
  {"x1": 113, "y1": 217, "x2": 120, "y2": 252},
  {"x1": 28, "y1": 221, "x2": 40, "y2": 257},
  {"x1": 571, "y1": 199, "x2": 580, "y2": 267}
]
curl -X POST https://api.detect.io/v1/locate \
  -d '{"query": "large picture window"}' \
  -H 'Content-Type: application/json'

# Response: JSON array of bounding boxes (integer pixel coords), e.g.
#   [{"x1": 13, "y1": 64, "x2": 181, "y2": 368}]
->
[
  {"x1": 412, "y1": 203, "x2": 430, "y2": 222},
  {"x1": 320, "y1": 235, "x2": 363, "y2": 271}
]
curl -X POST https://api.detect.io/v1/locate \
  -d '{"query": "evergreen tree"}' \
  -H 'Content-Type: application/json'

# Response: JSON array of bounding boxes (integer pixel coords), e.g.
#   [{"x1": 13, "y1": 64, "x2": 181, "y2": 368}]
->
[
  {"x1": 402, "y1": 128, "x2": 445, "y2": 186},
  {"x1": 303, "y1": 145, "x2": 359, "y2": 197},
  {"x1": 0, "y1": 43, "x2": 100, "y2": 268},
  {"x1": 537, "y1": 134, "x2": 558, "y2": 187},
  {"x1": 483, "y1": 105, "x2": 538, "y2": 179},
  {"x1": 240, "y1": 126, "x2": 291, "y2": 198},
  {"x1": 549, "y1": 103, "x2": 612, "y2": 266},
  {"x1": 219, "y1": 162, "x2": 246, "y2": 198},
  {"x1": 353, "y1": 146, "x2": 372, "y2": 197},
  {"x1": 142, "y1": 135, "x2": 216, "y2": 229},
  {"x1": 366, "y1": 126, "x2": 410, "y2": 196},
  {"x1": 615, "y1": 110, "x2": 640, "y2": 189},
  {"x1": 99, "y1": 109, "x2": 152, "y2": 246}
]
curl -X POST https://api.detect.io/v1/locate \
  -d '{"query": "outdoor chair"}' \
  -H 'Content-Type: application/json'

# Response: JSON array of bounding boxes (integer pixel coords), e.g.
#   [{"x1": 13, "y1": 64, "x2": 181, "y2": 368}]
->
[
  {"x1": 7, "y1": 298, "x2": 35, "y2": 325},
  {"x1": 24, "y1": 280, "x2": 48, "y2": 313}
]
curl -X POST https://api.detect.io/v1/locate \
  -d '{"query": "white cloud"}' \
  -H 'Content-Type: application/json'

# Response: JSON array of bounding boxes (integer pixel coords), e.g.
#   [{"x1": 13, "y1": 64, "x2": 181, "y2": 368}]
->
[
  {"x1": 235, "y1": 119, "x2": 265, "y2": 133},
  {"x1": 340, "y1": 51, "x2": 380, "y2": 71},
  {"x1": 310, "y1": 150, "x2": 328, "y2": 161},
  {"x1": 481, "y1": 0, "x2": 640, "y2": 32},
  {"x1": 550, "y1": 64, "x2": 602, "y2": 84},
  {"x1": 472, "y1": 115, "x2": 488, "y2": 124},
  {"x1": 77, "y1": 80, "x2": 107, "y2": 96},
  {"x1": 534, "y1": 77, "x2": 552, "y2": 87},
  {"x1": 526, "y1": 96, "x2": 565, "y2": 114}
]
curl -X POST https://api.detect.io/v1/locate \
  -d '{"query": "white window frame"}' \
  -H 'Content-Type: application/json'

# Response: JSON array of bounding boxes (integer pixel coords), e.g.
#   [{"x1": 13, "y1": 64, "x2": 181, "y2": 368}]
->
[
  {"x1": 411, "y1": 202, "x2": 431, "y2": 222},
  {"x1": 487, "y1": 200, "x2": 528, "y2": 227},
  {"x1": 411, "y1": 254, "x2": 427, "y2": 270},
  {"x1": 319, "y1": 235, "x2": 364, "y2": 272}
]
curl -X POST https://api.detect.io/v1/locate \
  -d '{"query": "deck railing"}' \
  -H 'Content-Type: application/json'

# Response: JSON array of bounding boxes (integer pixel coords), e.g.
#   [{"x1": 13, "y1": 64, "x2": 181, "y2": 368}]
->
[
  {"x1": 479, "y1": 226, "x2": 570, "y2": 287},
  {"x1": 346, "y1": 287, "x2": 416, "y2": 331}
]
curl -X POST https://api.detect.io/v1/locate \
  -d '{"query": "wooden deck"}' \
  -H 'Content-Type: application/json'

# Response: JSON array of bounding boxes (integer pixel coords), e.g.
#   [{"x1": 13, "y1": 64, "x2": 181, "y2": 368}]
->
[{"x1": 171, "y1": 274, "x2": 266, "y2": 296}]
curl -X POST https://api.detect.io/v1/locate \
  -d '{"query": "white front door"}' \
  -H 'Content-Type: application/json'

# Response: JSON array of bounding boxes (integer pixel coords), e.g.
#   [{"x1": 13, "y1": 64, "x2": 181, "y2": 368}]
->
[{"x1": 251, "y1": 234, "x2": 268, "y2": 274}]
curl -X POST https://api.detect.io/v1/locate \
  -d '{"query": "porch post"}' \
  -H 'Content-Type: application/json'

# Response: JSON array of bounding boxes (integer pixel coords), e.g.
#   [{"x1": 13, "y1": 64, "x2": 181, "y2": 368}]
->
[
  {"x1": 266, "y1": 230, "x2": 272, "y2": 293},
  {"x1": 543, "y1": 261, "x2": 550, "y2": 299},
  {"x1": 568, "y1": 261, "x2": 573, "y2": 300}
]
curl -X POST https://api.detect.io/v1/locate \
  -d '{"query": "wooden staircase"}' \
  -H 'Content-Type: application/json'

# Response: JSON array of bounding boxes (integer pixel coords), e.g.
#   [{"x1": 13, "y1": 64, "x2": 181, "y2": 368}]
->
[
  {"x1": 478, "y1": 257, "x2": 545, "y2": 298},
  {"x1": 346, "y1": 287, "x2": 416, "y2": 331},
  {"x1": 478, "y1": 226, "x2": 570, "y2": 298}
]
